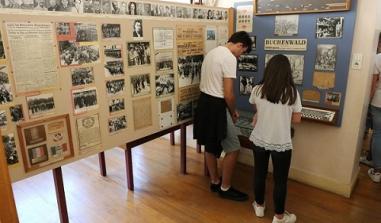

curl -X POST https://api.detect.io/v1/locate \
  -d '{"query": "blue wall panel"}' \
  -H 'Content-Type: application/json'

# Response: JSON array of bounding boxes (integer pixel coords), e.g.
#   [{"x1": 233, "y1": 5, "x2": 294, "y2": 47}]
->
[{"x1": 234, "y1": 0, "x2": 357, "y2": 126}]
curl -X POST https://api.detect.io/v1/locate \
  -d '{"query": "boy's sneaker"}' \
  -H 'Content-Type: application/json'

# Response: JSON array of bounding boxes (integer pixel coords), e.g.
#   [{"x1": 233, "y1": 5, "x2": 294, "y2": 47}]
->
[
  {"x1": 368, "y1": 168, "x2": 381, "y2": 183},
  {"x1": 210, "y1": 182, "x2": 221, "y2": 192},
  {"x1": 252, "y1": 201, "x2": 265, "y2": 217},
  {"x1": 272, "y1": 211, "x2": 296, "y2": 223},
  {"x1": 218, "y1": 187, "x2": 248, "y2": 201}
]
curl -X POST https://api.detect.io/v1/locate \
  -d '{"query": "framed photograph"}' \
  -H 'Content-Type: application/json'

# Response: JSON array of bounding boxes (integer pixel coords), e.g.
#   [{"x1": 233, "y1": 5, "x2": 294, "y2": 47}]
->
[
  {"x1": 274, "y1": 15, "x2": 299, "y2": 36},
  {"x1": 316, "y1": 17, "x2": 344, "y2": 38},
  {"x1": 108, "y1": 114, "x2": 127, "y2": 134},
  {"x1": 178, "y1": 55, "x2": 203, "y2": 88},
  {"x1": 239, "y1": 76, "x2": 255, "y2": 96},
  {"x1": 130, "y1": 74, "x2": 151, "y2": 97},
  {"x1": 315, "y1": 44, "x2": 337, "y2": 72},
  {"x1": 155, "y1": 51, "x2": 174, "y2": 72},
  {"x1": 238, "y1": 54, "x2": 258, "y2": 72},
  {"x1": 101, "y1": 24, "x2": 121, "y2": 39},
  {"x1": 71, "y1": 67, "x2": 95, "y2": 87},
  {"x1": 17, "y1": 114, "x2": 74, "y2": 172},
  {"x1": 109, "y1": 97, "x2": 125, "y2": 114},
  {"x1": 106, "y1": 79, "x2": 125, "y2": 96},
  {"x1": 26, "y1": 93, "x2": 55, "y2": 119},
  {"x1": 127, "y1": 42, "x2": 151, "y2": 66},
  {"x1": 24, "y1": 125, "x2": 46, "y2": 146},
  {"x1": 72, "y1": 87, "x2": 98, "y2": 114},
  {"x1": 155, "y1": 73, "x2": 175, "y2": 97},
  {"x1": 2, "y1": 133, "x2": 18, "y2": 165},
  {"x1": 254, "y1": 0, "x2": 351, "y2": 15}
]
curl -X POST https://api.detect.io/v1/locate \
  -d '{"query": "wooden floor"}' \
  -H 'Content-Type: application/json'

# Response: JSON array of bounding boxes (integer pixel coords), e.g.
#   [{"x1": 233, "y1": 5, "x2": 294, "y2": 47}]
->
[{"x1": 12, "y1": 137, "x2": 381, "y2": 223}]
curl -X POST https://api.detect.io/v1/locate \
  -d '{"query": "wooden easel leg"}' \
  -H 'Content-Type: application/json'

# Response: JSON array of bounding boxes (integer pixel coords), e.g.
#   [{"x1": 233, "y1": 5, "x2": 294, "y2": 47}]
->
[
  {"x1": 53, "y1": 167, "x2": 69, "y2": 223},
  {"x1": 196, "y1": 144, "x2": 201, "y2": 153},
  {"x1": 170, "y1": 131, "x2": 175, "y2": 145},
  {"x1": 125, "y1": 146, "x2": 134, "y2": 191},
  {"x1": 180, "y1": 124, "x2": 187, "y2": 174},
  {"x1": 98, "y1": 152, "x2": 107, "y2": 177}
]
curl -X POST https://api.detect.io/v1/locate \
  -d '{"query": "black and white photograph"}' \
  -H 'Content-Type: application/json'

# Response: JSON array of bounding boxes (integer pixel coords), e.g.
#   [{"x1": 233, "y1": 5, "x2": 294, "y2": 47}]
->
[
  {"x1": 0, "y1": 31, "x2": 5, "y2": 59},
  {"x1": 316, "y1": 17, "x2": 344, "y2": 38},
  {"x1": 2, "y1": 133, "x2": 18, "y2": 165},
  {"x1": 265, "y1": 54, "x2": 304, "y2": 85},
  {"x1": 127, "y1": 1, "x2": 137, "y2": 15},
  {"x1": 177, "y1": 101, "x2": 192, "y2": 122},
  {"x1": 59, "y1": 41, "x2": 100, "y2": 66},
  {"x1": 106, "y1": 78, "x2": 125, "y2": 96},
  {"x1": 206, "y1": 29, "x2": 216, "y2": 40},
  {"x1": 101, "y1": 0, "x2": 111, "y2": 14},
  {"x1": 101, "y1": 24, "x2": 121, "y2": 39},
  {"x1": 56, "y1": 22, "x2": 71, "y2": 36},
  {"x1": 26, "y1": 93, "x2": 55, "y2": 118},
  {"x1": 33, "y1": 0, "x2": 48, "y2": 10},
  {"x1": 155, "y1": 73, "x2": 175, "y2": 97},
  {"x1": 83, "y1": 0, "x2": 95, "y2": 13},
  {"x1": 155, "y1": 51, "x2": 174, "y2": 72},
  {"x1": 75, "y1": 23, "x2": 98, "y2": 42},
  {"x1": 9, "y1": 104, "x2": 24, "y2": 122},
  {"x1": 315, "y1": 44, "x2": 337, "y2": 72},
  {"x1": 132, "y1": 19, "x2": 143, "y2": 38},
  {"x1": 251, "y1": 36, "x2": 256, "y2": 50},
  {"x1": 104, "y1": 44, "x2": 122, "y2": 61},
  {"x1": 274, "y1": 15, "x2": 299, "y2": 36},
  {"x1": 0, "y1": 66, "x2": 13, "y2": 104},
  {"x1": 71, "y1": 67, "x2": 95, "y2": 87},
  {"x1": 177, "y1": 55, "x2": 203, "y2": 87},
  {"x1": 140, "y1": 3, "x2": 151, "y2": 16},
  {"x1": 127, "y1": 42, "x2": 151, "y2": 66},
  {"x1": 130, "y1": 74, "x2": 151, "y2": 97},
  {"x1": 104, "y1": 61, "x2": 124, "y2": 77},
  {"x1": 176, "y1": 6, "x2": 191, "y2": 19},
  {"x1": 0, "y1": 110, "x2": 7, "y2": 128},
  {"x1": 108, "y1": 114, "x2": 127, "y2": 134},
  {"x1": 239, "y1": 76, "x2": 255, "y2": 96},
  {"x1": 238, "y1": 54, "x2": 258, "y2": 72},
  {"x1": 109, "y1": 97, "x2": 125, "y2": 114},
  {"x1": 72, "y1": 87, "x2": 98, "y2": 114}
]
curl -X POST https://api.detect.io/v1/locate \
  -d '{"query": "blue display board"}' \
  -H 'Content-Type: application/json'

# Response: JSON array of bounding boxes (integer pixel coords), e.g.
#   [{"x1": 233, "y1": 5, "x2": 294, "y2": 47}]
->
[{"x1": 234, "y1": 0, "x2": 357, "y2": 126}]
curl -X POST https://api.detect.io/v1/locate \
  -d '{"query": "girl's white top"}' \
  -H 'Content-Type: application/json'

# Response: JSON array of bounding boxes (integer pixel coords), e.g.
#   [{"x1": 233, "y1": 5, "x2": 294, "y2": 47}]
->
[{"x1": 249, "y1": 85, "x2": 302, "y2": 152}]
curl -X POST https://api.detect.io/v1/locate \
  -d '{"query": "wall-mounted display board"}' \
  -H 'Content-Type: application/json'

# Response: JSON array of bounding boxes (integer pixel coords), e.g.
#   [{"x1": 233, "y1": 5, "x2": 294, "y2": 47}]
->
[
  {"x1": 0, "y1": 0, "x2": 229, "y2": 181},
  {"x1": 235, "y1": 0, "x2": 357, "y2": 126},
  {"x1": 254, "y1": 0, "x2": 351, "y2": 15}
]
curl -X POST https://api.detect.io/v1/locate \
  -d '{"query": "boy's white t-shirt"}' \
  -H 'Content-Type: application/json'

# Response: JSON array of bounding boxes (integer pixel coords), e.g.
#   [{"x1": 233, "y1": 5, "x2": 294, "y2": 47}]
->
[
  {"x1": 249, "y1": 85, "x2": 302, "y2": 151},
  {"x1": 200, "y1": 46, "x2": 237, "y2": 98},
  {"x1": 371, "y1": 53, "x2": 381, "y2": 107}
]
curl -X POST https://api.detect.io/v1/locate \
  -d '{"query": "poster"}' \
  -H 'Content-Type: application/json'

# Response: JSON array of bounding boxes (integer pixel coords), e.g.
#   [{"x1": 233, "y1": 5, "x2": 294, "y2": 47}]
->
[
  {"x1": 133, "y1": 97, "x2": 152, "y2": 130},
  {"x1": 153, "y1": 28, "x2": 174, "y2": 50},
  {"x1": 302, "y1": 89, "x2": 320, "y2": 103},
  {"x1": 236, "y1": 5, "x2": 253, "y2": 32},
  {"x1": 313, "y1": 72, "x2": 335, "y2": 89},
  {"x1": 177, "y1": 26, "x2": 204, "y2": 56},
  {"x1": 6, "y1": 22, "x2": 59, "y2": 93},
  {"x1": 158, "y1": 97, "x2": 175, "y2": 129},
  {"x1": 76, "y1": 114, "x2": 102, "y2": 150}
]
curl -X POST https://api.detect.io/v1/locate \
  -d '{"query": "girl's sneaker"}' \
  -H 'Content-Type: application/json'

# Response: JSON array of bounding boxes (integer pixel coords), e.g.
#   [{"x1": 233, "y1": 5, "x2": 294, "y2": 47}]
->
[
  {"x1": 272, "y1": 211, "x2": 296, "y2": 223},
  {"x1": 368, "y1": 168, "x2": 381, "y2": 183},
  {"x1": 252, "y1": 201, "x2": 265, "y2": 217}
]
